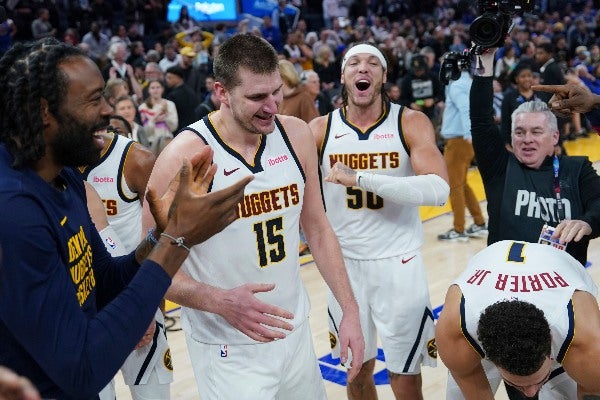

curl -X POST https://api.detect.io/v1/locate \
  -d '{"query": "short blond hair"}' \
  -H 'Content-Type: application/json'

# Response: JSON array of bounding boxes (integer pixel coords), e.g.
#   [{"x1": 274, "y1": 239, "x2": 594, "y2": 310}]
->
[{"x1": 278, "y1": 59, "x2": 301, "y2": 88}]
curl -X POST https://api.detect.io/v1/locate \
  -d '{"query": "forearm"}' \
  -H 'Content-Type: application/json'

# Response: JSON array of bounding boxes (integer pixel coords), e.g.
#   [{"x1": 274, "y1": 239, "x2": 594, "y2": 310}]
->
[
  {"x1": 165, "y1": 268, "x2": 223, "y2": 314},
  {"x1": 355, "y1": 172, "x2": 449, "y2": 206},
  {"x1": 307, "y1": 225, "x2": 358, "y2": 314}
]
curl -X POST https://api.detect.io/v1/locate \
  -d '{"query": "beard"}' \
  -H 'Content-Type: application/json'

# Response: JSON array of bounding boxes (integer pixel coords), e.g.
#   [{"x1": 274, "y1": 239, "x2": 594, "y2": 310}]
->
[{"x1": 50, "y1": 111, "x2": 107, "y2": 167}]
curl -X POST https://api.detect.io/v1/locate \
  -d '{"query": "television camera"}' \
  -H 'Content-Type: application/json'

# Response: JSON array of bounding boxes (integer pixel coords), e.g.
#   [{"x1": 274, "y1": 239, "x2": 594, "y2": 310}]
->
[{"x1": 439, "y1": 0, "x2": 535, "y2": 85}]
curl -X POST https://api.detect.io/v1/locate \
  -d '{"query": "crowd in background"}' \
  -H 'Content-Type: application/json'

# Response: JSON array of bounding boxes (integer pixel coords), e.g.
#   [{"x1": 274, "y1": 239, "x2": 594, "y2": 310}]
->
[{"x1": 1, "y1": 0, "x2": 600, "y2": 149}]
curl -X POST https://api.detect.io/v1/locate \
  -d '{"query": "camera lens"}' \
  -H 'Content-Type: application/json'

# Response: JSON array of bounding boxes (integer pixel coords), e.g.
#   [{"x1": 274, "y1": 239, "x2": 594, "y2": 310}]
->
[{"x1": 470, "y1": 12, "x2": 505, "y2": 48}]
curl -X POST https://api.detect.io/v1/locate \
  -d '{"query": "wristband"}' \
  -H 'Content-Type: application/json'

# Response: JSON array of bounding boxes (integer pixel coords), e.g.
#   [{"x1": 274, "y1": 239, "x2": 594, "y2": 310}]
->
[
  {"x1": 146, "y1": 227, "x2": 159, "y2": 246},
  {"x1": 160, "y1": 232, "x2": 191, "y2": 252}
]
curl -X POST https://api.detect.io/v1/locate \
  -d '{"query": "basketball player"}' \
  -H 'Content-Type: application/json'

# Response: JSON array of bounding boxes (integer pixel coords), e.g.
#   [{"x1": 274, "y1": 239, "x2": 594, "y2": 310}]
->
[
  {"x1": 436, "y1": 240, "x2": 600, "y2": 399},
  {"x1": 0, "y1": 38, "x2": 251, "y2": 398},
  {"x1": 309, "y1": 43, "x2": 449, "y2": 399},
  {"x1": 143, "y1": 34, "x2": 364, "y2": 399},
  {"x1": 81, "y1": 121, "x2": 173, "y2": 400}
]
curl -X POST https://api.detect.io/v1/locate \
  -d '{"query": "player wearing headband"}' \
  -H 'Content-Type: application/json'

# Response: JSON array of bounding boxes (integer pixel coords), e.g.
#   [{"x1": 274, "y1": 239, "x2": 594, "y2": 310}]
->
[{"x1": 309, "y1": 43, "x2": 449, "y2": 399}]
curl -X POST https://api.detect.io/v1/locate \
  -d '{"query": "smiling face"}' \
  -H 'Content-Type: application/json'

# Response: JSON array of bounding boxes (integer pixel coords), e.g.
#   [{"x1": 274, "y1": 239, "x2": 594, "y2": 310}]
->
[
  {"x1": 511, "y1": 112, "x2": 559, "y2": 169},
  {"x1": 218, "y1": 66, "x2": 283, "y2": 136},
  {"x1": 49, "y1": 56, "x2": 112, "y2": 167},
  {"x1": 341, "y1": 53, "x2": 386, "y2": 108}
]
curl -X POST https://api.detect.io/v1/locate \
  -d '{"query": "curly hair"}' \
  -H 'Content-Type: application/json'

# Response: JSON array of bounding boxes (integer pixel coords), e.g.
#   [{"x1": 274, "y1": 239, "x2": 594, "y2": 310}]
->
[
  {"x1": 213, "y1": 34, "x2": 279, "y2": 90},
  {"x1": 0, "y1": 38, "x2": 85, "y2": 168},
  {"x1": 478, "y1": 300, "x2": 551, "y2": 376}
]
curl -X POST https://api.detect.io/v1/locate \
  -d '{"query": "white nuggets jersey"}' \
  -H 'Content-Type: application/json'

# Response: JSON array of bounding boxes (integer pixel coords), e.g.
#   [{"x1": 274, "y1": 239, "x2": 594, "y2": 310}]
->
[
  {"x1": 320, "y1": 102, "x2": 422, "y2": 259},
  {"x1": 454, "y1": 240, "x2": 598, "y2": 367},
  {"x1": 182, "y1": 116, "x2": 310, "y2": 344},
  {"x1": 82, "y1": 134, "x2": 142, "y2": 252}
]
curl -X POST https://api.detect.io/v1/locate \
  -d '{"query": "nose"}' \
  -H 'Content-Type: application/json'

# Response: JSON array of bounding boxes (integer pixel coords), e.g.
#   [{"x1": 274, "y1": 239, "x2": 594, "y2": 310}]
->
[
  {"x1": 100, "y1": 97, "x2": 113, "y2": 116},
  {"x1": 520, "y1": 384, "x2": 541, "y2": 397},
  {"x1": 265, "y1": 94, "x2": 281, "y2": 114}
]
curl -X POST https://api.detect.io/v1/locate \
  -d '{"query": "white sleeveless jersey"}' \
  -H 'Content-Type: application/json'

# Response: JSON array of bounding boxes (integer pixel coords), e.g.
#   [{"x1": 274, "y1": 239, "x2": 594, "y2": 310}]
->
[
  {"x1": 320, "y1": 102, "x2": 422, "y2": 259},
  {"x1": 82, "y1": 134, "x2": 142, "y2": 252},
  {"x1": 454, "y1": 240, "x2": 598, "y2": 367},
  {"x1": 182, "y1": 116, "x2": 310, "y2": 344}
]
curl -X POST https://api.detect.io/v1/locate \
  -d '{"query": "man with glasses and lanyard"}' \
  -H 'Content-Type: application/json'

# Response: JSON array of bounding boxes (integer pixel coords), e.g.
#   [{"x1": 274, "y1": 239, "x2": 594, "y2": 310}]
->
[{"x1": 436, "y1": 240, "x2": 600, "y2": 400}]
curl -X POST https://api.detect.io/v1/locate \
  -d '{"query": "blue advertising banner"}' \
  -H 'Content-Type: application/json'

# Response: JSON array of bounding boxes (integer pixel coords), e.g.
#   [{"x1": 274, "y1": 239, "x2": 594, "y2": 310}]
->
[{"x1": 167, "y1": 0, "x2": 239, "y2": 23}]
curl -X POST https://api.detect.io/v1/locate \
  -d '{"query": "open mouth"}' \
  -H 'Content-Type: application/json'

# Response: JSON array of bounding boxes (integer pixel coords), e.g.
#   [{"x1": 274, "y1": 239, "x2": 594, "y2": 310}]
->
[{"x1": 355, "y1": 80, "x2": 371, "y2": 91}]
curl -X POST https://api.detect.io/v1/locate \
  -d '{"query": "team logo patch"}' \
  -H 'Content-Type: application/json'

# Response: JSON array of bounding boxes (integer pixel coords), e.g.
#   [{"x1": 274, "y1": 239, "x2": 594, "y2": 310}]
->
[
  {"x1": 163, "y1": 349, "x2": 173, "y2": 371},
  {"x1": 427, "y1": 338, "x2": 437, "y2": 359},
  {"x1": 104, "y1": 236, "x2": 117, "y2": 250},
  {"x1": 220, "y1": 344, "x2": 228, "y2": 358},
  {"x1": 329, "y1": 332, "x2": 337, "y2": 349}
]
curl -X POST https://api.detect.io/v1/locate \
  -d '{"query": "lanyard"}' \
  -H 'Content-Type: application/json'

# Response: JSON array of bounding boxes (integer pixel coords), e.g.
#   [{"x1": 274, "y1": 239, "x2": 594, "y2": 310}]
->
[{"x1": 553, "y1": 155, "x2": 565, "y2": 222}]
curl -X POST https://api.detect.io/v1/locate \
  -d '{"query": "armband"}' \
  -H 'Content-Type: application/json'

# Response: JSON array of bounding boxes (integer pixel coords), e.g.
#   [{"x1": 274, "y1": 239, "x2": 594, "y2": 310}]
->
[{"x1": 355, "y1": 172, "x2": 449, "y2": 207}]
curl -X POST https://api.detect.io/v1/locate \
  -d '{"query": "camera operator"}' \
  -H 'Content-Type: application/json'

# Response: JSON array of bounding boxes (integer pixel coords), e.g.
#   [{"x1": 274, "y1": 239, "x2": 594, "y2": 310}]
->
[
  {"x1": 465, "y1": 46, "x2": 600, "y2": 400},
  {"x1": 470, "y1": 46, "x2": 600, "y2": 286}
]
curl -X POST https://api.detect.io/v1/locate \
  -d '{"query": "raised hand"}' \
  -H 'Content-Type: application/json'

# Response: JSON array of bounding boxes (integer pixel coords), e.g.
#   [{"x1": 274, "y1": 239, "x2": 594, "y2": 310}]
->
[
  {"x1": 146, "y1": 146, "x2": 217, "y2": 233},
  {"x1": 163, "y1": 150, "x2": 253, "y2": 247}
]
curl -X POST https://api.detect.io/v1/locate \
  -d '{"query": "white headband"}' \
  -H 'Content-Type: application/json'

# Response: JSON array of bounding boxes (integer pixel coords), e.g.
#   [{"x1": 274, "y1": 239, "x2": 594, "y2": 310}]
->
[{"x1": 341, "y1": 44, "x2": 387, "y2": 72}]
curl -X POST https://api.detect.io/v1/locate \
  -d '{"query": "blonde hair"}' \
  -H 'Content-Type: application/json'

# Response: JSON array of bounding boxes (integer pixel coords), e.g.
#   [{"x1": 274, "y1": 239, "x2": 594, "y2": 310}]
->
[{"x1": 278, "y1": 59, "x2": 301, "y2": 88}]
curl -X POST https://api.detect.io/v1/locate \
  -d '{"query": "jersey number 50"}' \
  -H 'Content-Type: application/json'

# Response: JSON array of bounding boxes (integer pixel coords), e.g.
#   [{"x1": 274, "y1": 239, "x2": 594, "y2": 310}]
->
[{"x1": 346, "y1": 187, "x2": 384, "y2": 210}]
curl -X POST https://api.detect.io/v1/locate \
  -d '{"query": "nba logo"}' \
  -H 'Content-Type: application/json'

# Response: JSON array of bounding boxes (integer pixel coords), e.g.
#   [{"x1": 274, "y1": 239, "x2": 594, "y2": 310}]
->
[
  {"x1": 220, "y1": 345, "x2": 228, "y2": 358},
  {"x1": 105, "y1": 236, "x2": 117, "y2": 250}
]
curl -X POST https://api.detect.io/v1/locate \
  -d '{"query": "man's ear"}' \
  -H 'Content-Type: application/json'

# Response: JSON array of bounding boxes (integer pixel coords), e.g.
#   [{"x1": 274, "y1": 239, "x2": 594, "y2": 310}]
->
[{"x1": 40, "y1": 98, "x2": 52, "y2": 125}]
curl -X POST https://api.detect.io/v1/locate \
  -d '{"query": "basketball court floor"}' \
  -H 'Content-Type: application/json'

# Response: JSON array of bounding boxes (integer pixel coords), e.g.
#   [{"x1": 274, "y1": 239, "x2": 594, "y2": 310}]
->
[{"x1": 115, "y1": 134, "x2": 600, "y2": 399}]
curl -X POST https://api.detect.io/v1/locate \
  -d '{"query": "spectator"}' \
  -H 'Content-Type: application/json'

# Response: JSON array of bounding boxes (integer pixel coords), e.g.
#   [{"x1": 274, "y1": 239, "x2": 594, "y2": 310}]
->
[
  {"x1": 194, "y1": 90, "x2": 220, "y2": 120},
  {"x1": 158, "y1": 43, "x2": 181, "y2": 72},
  {"x1": 278, "y1": 59, "x2": 319, "y2": 123},
  {"x1": 81, "y1": 21, "x2": 110, "y2": 68},
  {"x1": 301, "y1": 69, "x2": 333, "y2": 116},
  {"x1": 138, "y1": 79, "x2": 178, "y2": 155},
  {"x1": 114, "y1": 95, "x2": 150, "y2": 147},
  {"x1": 500, "y1": 63, "x2": 541, "y2": 146},
  {"x1": 438, "y1": 65, "x2": 487, "y2": 242},
  {"x1": 400, "y1": 54, "x2": 445, "y2": 122},
  {"x1": 103, "y1": 42, "x2": 143, "y2": 102},
  {"x1": 261, "y1": 15, "x2": 283, "y2": 52},
  {"x1": 164, "y1": 65, "x2": 199, "y2": 133},
  {"x1": 30, "y1": 8, "x2": 55, "y2": 39}
]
